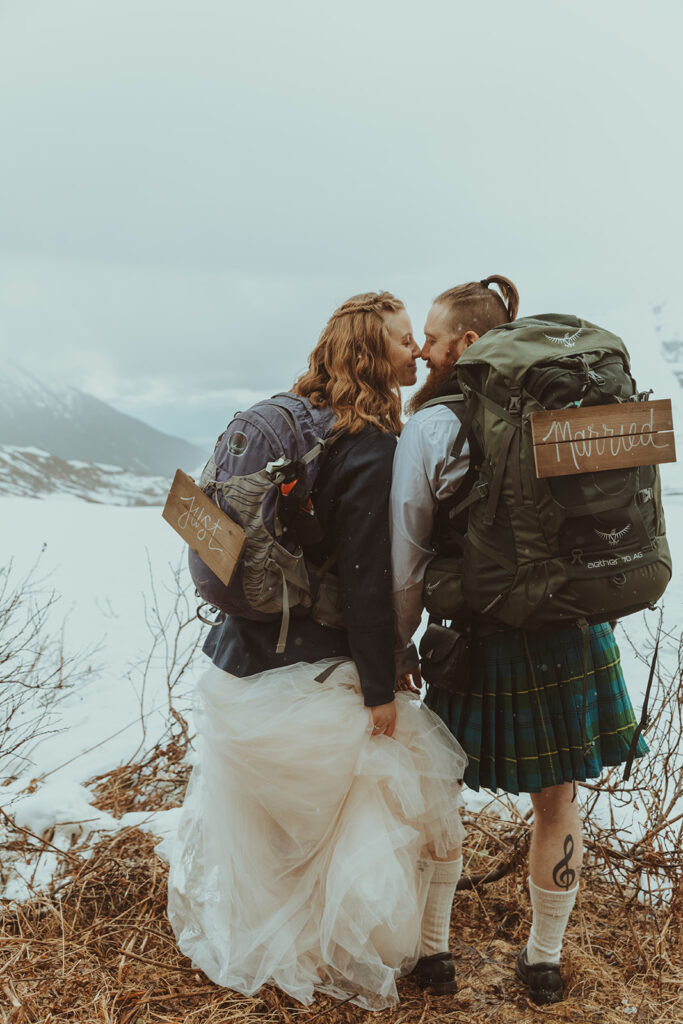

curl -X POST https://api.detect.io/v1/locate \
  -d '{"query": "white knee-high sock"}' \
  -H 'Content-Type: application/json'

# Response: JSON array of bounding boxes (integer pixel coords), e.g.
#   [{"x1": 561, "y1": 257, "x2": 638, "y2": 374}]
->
[
  {"x1": 419, "y1": 856, "x2": 463, "y2": 957},
  {"x1": 526, "y1": 878, "x2": 579, "y2": 965}
]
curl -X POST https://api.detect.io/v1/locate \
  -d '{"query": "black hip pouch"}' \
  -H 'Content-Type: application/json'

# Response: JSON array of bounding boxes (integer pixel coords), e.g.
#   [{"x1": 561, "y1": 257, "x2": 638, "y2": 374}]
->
[{"x1": 419, "y1": 623, "x2": 471, "y2": 694}]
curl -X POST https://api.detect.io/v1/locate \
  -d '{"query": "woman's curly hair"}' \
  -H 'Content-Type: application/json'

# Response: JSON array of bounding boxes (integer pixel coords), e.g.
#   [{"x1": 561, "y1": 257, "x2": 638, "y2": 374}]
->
[{"x1": 293, "y1": 291, "x2": 404, "y2": 435}]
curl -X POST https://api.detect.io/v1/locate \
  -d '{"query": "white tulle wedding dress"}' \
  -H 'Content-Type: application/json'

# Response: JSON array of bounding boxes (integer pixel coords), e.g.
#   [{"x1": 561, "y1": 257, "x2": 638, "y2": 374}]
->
[{"x1": 167, "y1": 658, "x2": 467, "y2": 1010}]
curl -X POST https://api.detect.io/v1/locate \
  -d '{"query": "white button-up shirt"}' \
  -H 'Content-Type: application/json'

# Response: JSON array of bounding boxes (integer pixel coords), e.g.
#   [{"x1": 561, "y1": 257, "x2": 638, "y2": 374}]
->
[{"x1": 390, "y1": 405, "x2": 470, "y2": 647}]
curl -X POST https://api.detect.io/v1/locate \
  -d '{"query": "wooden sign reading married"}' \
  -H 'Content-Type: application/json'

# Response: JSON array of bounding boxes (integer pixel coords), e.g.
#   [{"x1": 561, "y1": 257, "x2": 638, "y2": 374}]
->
[
  {"x1": 530, "y1": 399, "x2": 676, "y2": 478},
  {"x1": 162, "y1": 469, "x2": 247, "y2": 585}
]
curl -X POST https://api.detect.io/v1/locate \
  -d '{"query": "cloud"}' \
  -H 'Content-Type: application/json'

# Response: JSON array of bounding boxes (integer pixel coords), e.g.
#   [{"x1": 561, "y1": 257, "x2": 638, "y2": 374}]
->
[{"x1": 0, "y1": 0, "x2": 682, "y2": 442}]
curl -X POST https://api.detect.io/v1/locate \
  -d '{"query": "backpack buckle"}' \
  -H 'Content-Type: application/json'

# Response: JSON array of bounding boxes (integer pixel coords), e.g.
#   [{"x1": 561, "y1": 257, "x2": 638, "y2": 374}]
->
[
  {"x1": 507, "y1": 388, "x2": 522, "y2": 414},
  {"x1": 196, "y1": 602, "x2": 226, "y2": 626},
  {"x1": 266, "y1": 455, "x2": 295, "y2": 484}
]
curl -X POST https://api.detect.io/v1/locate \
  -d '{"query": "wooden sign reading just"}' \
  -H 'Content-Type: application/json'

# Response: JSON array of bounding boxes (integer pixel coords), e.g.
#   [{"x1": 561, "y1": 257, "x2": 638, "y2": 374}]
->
[
  {"x1": 530, "y1": 399, "x2": 676, "y2": 478},
  {"x1": 162, "y1": 470, "x2": 247, "y2": 585}
]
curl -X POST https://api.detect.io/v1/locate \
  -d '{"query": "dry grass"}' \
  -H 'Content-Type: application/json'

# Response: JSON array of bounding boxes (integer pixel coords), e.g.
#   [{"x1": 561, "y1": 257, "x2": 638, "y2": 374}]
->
[{"x1": 1, "y1": 738, "x2": 682, "y2": 1024}]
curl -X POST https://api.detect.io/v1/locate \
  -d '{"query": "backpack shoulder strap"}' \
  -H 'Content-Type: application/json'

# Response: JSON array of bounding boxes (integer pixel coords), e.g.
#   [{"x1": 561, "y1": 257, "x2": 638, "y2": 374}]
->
[
  {"x1": 418, "y1": 394, "x2": 465, "y2": 411},
  {"x1": 269, "y1": 402, "x2": 298, "y2": 439},
  {"x1": 415, "y1": 392, "x2": 477, "y2": 459},
  {"x1": 268, "y1": 396, "x2": 344, "y2": 465},
  {"x1": 450, "y1": 399, "x2": 477, "y2": 460}
]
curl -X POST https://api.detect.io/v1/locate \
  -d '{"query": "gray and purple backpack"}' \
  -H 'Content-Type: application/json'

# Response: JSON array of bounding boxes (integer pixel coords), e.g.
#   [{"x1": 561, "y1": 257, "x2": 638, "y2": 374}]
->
[{"x1": 189, "y1": 392, "x2": 344, "y2": 651}]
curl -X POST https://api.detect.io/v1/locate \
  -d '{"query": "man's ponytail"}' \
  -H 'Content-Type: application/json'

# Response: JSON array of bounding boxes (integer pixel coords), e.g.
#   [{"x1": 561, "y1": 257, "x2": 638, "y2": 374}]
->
[
  {"x1": 479, "y1": 275, "x2": 520, "y2": 322},
  {"x1": 435, "y1": 274, "x2": 520, "y2": 338}
]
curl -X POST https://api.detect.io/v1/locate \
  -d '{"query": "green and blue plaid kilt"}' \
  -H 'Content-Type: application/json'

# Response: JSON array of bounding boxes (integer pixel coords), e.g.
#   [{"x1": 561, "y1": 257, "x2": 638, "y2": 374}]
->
[{"x1": 424, "y1": 622, "x2": 648, "y2": 795}]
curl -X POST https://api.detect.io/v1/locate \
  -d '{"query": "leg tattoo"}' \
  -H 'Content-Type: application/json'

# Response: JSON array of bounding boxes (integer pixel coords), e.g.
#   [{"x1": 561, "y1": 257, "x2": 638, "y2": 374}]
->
[{"x1": 552, "y1": 834, "x2": 576, "y2": 891}]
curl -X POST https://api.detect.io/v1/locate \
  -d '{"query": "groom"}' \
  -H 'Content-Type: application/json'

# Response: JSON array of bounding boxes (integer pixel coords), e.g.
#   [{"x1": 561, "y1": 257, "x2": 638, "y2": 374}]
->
[{"x1": 390, "y1": 276, "x2": 642, "y2": 1006}]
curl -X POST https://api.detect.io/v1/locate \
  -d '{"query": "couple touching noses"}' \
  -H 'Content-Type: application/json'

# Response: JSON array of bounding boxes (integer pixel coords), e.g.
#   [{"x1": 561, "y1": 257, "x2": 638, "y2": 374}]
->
[
  {"x1": 168, "y1": 279, "x2": 647, "y2": 1011},
  {"x1": 380, "y1": 287, "x2": 482, "y2": 394},
  {"x1": 382, "y1": 274, "x2": 513, "y2": 396}
]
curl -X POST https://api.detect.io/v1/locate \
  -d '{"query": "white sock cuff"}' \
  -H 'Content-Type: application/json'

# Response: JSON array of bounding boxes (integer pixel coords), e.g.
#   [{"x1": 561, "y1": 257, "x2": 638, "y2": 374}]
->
[
  {"x1": 432, "y1": 856, "x2": 463, "y2": 885},
  {"x1": 529, "y1": 877, "x2": 580, "y2": 901}
]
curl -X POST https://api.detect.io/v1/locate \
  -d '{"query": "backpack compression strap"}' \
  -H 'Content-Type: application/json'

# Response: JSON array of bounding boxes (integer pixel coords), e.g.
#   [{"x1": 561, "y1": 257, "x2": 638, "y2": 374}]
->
[
  {"x1": 268, "y1": 402, "x2": 345, "y2": 654},
  {"x1": 483, "y1": 421, "x2": 523, "y2": 526},
  {"x1": 302, "y1": 430, "x2": 345, "y2": 463}
]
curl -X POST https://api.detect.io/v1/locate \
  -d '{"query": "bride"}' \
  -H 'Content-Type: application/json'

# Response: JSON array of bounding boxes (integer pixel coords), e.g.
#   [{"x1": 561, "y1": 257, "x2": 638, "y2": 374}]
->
[{"x1": 167, "y1": 291, "x2": 468, "y2": 1010}]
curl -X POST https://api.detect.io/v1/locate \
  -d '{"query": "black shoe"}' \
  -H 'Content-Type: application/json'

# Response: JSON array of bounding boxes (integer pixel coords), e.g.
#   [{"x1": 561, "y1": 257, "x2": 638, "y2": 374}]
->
[
  {"x1": 515, "y1": 947, "x2": 564, "y2": 1005},
  {"x1": 411, "y1": 951, "x2": 458, "y2": 994}
]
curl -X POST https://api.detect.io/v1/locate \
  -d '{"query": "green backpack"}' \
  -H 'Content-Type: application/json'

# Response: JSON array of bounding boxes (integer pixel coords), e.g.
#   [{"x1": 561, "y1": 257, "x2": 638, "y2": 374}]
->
[{"x1": 423, "y1": 314, "x2": 672, "y2": 629}]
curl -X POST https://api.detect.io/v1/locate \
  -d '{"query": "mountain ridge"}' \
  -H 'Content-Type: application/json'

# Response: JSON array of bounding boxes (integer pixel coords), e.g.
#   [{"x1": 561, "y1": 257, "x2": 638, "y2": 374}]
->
[
  {"x1": 0, "y1": 445, "x2": 171, "y2": 505},
  {"x1": 0, "y1": 364, "x2": 205, "y2": 478}
]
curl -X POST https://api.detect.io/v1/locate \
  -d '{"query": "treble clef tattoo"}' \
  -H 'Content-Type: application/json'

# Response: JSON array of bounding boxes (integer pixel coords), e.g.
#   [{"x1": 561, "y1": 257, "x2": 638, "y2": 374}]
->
[{"x1": 552, "y1": 834, "x2": 576, "y2": 891}]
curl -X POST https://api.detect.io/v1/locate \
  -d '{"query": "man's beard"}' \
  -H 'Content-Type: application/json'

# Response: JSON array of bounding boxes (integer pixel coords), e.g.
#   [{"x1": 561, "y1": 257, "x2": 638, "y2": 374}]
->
[{"x1": 406, "y1": 359, "x2": 456, "y2": 416}]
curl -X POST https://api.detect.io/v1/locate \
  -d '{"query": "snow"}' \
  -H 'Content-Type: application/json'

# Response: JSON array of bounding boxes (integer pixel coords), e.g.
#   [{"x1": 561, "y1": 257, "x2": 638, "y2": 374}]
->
[
  {"x1": 0, "y1": 444, "x2": 170, "y2": 504},
  {"x1": 0, "y1": 497, "x2": 195, "y2": 776},
  {"x1": 11, "y1": 782, "x2": 118, "y2": 852},
  {"x1": 0, "y1": 495, "x2": 203, "y2": 899},
  {"x1": 0, "y1": 361, "x2": 79, "y2": 410},
  {"x1": 121, "y1": 806, "x2": 183, "y2": 863},
  {"x1": 3, "y1": 445, "x2": 52, "y2": 458}
]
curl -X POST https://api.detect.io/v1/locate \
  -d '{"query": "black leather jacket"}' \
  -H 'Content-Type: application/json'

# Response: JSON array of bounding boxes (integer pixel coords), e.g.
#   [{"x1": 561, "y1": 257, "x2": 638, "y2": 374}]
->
[{"x1": 203, "y1": 424, "x2": 397, "y2": 707}]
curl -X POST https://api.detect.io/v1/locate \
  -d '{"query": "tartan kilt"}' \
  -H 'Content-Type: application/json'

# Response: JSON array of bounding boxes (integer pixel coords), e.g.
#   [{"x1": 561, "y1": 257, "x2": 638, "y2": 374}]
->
[{"x1": 424, "y1": 621, "x2": 648, "y2": 795}]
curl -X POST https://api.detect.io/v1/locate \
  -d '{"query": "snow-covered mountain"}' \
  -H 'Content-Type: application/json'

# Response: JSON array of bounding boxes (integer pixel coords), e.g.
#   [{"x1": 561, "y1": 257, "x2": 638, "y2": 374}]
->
[
  {"x1": 0, "y1": 445, "x2": 171, "y2": 505},
  {"x1": 0, "y1": 364, "x2": 205, "y2": 479}
]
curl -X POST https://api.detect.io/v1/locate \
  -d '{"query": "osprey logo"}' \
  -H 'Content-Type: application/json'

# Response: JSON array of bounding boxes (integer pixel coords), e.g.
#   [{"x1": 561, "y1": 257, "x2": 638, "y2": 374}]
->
[
  {"x1": 227, "y1": 431, "x2": 249, "y2": 457},
  {"x1": 544, "y1": 327, "x2": 583, "y2": 349},
  {"x1": 425, "y1": 579, "x2": 443, "y2": 595},
  {"x1": 594, "y1": 524, "x2": 632, "y2": 548}
]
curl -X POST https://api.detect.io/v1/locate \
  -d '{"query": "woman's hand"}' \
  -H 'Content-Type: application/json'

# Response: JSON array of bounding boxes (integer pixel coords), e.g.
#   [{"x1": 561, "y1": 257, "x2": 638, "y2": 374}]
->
[
  {"x1": 395, "y1": 667, "x2": 422, "y2": 694},
  {"x1": 370, "y1": 701, "x2": 397, "y2": 738}
]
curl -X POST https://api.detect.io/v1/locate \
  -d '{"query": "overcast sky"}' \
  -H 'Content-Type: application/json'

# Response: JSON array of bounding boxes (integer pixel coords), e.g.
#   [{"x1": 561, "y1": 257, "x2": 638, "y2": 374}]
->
[{"x1": 0, "y1": 0, "x2": 682, "y2": 446}]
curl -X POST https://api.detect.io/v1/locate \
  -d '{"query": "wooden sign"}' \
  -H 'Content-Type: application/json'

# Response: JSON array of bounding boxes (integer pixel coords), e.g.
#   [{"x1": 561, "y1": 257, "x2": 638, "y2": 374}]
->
[
  {"x1": 530, "y1": 399, "x2": 676, "y2": 478},
  {"x1": 162, "y1": 470, "x2": 247, "y2": 585}
]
